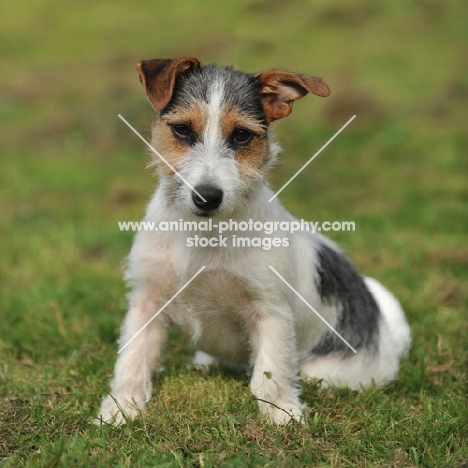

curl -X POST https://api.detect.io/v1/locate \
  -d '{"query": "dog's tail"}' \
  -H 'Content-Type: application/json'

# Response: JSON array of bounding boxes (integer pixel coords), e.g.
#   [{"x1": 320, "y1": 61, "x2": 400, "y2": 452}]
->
[{"x1": 364, "y1": 277, "x2": 411, "y2": 360}]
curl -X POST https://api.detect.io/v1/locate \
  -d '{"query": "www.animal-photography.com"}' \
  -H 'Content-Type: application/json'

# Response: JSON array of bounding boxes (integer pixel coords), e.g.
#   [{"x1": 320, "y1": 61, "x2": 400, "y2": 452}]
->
[{"x1": 1, "y1": 1, "x2": 467, "y2": 467}]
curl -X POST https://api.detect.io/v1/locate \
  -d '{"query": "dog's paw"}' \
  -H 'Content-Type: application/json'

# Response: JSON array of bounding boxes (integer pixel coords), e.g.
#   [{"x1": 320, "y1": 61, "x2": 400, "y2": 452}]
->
[
  {"x1": 94, "y1": 395, "x2": 144, "y2": 427},
  {"x1": 258, "y1": 398, "x2": 305, "y2": 425},
  {"x1": 192, "y1": 350, "x2": 219, "y2": 370}
]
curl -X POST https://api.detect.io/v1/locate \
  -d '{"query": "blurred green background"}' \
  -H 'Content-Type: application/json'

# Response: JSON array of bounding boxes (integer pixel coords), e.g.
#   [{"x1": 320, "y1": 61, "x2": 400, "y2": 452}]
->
[{"x1": 1, "y1": 0, "x2": 467, "y2": 466}]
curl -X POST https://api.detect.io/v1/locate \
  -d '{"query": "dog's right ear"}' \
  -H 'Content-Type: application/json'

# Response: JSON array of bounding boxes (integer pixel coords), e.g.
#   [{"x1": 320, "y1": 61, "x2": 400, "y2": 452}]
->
[{"x1": 135, "y1": 58, "x2": 200, "y2": 111}]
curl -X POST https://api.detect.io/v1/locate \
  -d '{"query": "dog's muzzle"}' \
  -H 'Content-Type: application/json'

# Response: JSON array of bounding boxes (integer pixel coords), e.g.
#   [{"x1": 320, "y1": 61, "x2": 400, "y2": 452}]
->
[{"x1": 192, "y1": 185, "x2": 223, "y2": 213}]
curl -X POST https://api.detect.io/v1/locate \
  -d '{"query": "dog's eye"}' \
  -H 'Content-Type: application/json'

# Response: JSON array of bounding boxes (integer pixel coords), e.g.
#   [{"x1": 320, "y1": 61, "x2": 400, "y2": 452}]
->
[
  {"x1": 232, "y1": 128, "x2": 253, "y2": 146},
  {"x1": 171, "y1": 123, "x2": 191, "y2": 139}
]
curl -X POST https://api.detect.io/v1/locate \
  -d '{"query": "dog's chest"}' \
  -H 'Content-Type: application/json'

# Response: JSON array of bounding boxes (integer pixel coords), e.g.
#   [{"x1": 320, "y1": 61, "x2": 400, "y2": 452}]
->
[{"x1": 168, "y1": 269, "x2": 255, "y2": 362}]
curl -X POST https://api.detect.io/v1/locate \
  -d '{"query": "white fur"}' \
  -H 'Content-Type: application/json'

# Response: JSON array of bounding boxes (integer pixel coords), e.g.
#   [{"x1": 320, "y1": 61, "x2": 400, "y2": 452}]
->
[
  {"x1": 97, "y1": 75, "x2": 411, "y2": 426},
  {"x1": 204, "y1": 81, "x2": 224, "y2": 145}
]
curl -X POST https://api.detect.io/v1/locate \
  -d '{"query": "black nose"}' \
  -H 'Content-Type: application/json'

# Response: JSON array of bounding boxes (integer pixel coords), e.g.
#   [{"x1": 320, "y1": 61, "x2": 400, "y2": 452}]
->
[{"x1": 192, "y1": 185, "x2": 223, "y2": 211}]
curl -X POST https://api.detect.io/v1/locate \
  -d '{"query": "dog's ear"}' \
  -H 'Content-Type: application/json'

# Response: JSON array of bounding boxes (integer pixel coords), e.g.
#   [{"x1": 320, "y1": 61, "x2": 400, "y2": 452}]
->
[
  {"x1": 135, "y1": 57, "x2": 200, "y2": 111},
  {"x1": 257, "y1": 70, "x2": 330, "y2": 122}
]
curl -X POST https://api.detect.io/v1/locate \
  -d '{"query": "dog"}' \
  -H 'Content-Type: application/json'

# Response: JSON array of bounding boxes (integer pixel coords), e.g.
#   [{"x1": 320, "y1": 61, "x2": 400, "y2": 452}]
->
[{"x1": 97, "y1": 57, "x2": 411, "y2": 425}]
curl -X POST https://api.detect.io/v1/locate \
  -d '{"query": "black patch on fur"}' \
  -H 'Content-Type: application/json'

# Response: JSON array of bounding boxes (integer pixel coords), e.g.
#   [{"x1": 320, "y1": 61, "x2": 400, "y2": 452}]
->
[
  {"x1": 161, "y1": 64, "x2": 267, "y2": 127},
  {"x1": 312, "y1": 244, "x2": 380, "y2": 355}
]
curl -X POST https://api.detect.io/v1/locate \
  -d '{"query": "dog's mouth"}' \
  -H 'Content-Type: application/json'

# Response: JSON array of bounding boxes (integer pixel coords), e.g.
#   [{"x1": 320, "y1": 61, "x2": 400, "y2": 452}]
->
[{"x1": 192, "y1": 209, "x2": 219, "y2": 218}]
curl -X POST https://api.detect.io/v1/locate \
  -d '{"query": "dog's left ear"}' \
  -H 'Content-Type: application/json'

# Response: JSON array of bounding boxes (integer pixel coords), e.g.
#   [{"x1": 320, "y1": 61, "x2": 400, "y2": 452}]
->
[
  {"x1": 136, "y1": 57, "x2": 200, "y2": 111},
  {"x1": 257, "y1": 70, "x2": 330, "y2": 122}
]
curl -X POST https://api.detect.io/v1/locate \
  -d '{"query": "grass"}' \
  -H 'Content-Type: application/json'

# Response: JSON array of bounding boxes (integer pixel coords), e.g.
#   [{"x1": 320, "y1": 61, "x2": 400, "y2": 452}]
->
[{"x1": 1, "y1": 0, "x2": 467, "y2": 466}]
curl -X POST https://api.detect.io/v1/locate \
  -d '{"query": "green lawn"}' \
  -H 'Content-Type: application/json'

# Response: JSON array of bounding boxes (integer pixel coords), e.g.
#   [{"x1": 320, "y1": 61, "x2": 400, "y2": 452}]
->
[{"x1": 1, "y1": 0, "x2": 467, "y2": 466}]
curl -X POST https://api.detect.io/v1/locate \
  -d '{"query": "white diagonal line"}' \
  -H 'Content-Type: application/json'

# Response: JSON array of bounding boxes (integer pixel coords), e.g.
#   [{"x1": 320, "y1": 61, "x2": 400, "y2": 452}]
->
[
  {"x1": 268, "y1": 115, "x2": 356, "y2": 202},
  {"x1": 118, "y1": 114, "x2": 207, "y2": 203},
  {"x1": 118, "y1": 266, "x2": 206, "y2": 354},
  {"x1": 268, "y1": 266, "x2": 357, "y2": 354}
]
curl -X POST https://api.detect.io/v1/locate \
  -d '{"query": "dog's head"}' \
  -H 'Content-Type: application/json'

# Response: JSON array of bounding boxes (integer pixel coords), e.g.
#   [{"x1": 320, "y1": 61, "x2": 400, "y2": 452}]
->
[{"x1": 136, "y1": 58, "x2": 330, "y2": 218}]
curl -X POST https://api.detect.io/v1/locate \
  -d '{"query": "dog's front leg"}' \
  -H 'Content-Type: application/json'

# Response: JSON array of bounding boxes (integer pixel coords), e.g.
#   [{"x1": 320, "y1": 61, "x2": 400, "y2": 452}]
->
[
  {"x1": 97, "y1": 291, "x2": 169, "y2": 425},
  {"x1": 249, "y1": 307, "x2": 304, "y2": 424}
]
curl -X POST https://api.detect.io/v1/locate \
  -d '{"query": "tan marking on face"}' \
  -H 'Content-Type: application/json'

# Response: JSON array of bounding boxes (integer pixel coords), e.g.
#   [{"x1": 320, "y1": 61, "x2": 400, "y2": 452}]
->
[
  {"x1": 220, "y1": 108, "x2": 269, "y2": 179},
  {"x1": 150, "y1": 104, "x2": 207, "y2": 176}
]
